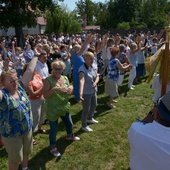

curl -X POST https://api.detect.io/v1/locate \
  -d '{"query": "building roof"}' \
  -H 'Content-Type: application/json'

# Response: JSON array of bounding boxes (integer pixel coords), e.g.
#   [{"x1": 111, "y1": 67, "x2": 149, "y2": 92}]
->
[
  {"x1": 83, "y1": 26, "x2": 100, "y2": 30},
  {"x1": 37, "y1": 17, "x2": 46, "y2": 26}
]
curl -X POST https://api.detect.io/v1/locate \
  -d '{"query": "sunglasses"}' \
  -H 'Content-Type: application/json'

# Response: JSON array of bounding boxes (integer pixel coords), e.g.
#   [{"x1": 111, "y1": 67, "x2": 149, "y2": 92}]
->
[
  {"x1": 9, "y1": 79, "x2": 19, "y2": 84},
  {"x1": 54, "y1": 68, "x2": 63, "y2": 71}
]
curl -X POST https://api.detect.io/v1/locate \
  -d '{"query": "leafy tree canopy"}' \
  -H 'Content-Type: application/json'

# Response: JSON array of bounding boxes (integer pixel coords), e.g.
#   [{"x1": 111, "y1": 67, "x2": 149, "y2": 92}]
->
[{"x1": 0, "y1": 0, "x2": 63, "y2": 29}]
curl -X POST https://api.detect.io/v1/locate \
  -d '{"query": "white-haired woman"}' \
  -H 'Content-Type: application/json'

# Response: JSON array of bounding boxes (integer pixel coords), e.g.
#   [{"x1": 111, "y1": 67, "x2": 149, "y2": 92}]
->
[{"x1": 72, "y1": 34, "x2": 92, "y2": 101}]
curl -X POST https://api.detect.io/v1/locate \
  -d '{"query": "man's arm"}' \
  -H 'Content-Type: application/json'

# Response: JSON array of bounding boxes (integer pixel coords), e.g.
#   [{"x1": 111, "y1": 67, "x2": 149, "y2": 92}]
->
[{"x1": 142, "y1": 108, "x2": 155, "y2": 123}]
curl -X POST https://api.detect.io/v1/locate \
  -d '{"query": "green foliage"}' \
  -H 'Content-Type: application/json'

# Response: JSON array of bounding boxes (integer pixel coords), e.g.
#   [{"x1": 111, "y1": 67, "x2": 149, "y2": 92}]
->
[
  {"x1": 77, "y1": 0, "x2": 170, "y2": 30},
  {"x1": 117, "y1": 22, "x2": 130, "y2": 30},
  {"x1": 76, "y1": 0, "x2": 95, "y2": 25},
  {"x1": 45, "y1": 7, "x2": 81, "y2": 34},
  {"x1": 93, "y1": 2, "x2": 109, "y2": 28},
  {"x1": 130, "y1": 18, "x2": 147, "y2": 29},
  {"x1": 0, "y1": 0, "x2": 57, "y2": 29}
]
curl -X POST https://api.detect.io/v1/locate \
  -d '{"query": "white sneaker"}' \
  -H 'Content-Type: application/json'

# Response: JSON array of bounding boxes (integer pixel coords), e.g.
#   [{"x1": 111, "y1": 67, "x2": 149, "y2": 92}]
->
[
  {"x1": 87, "y1": 118, "x2": 99, "y2": 124},
  {"x1": 132, "y1": 85, "x2": 135, "y2": 87},
  {"x1": 50, "y1": 147, "x2": 61, "y2": 157},
  {"x1": 82, "y1": 126, "x2": 93, "y2": 132},
  {"x1": 128, "y1": 87, "x2": 134, "y2": 90},
  {"x1": 94, "y1": 110, "x2": 97, "y2": 114},
  {"x1": 66, "y1": 134, "x2": 80, "y2": 141}
]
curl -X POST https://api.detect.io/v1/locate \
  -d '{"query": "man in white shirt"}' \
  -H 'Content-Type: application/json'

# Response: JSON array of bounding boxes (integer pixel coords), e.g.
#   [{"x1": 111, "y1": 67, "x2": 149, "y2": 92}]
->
[
  {"x1": 128, "y1": 91, "x2": 170, "y2": 170},
  {"x1": 35, "y1": 51, "x2": 49, "y2": 129},
  {"x1": 35, "y1": 51, "x2": 49, "y2": 79}
]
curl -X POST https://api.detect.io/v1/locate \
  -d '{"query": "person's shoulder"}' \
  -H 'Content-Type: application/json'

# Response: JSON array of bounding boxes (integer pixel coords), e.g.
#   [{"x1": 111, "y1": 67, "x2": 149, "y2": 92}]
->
[
  {"x1": 129, "y1": 120, "x2": 148, "y2": 131},
  {"x1": 78, "y1": 64, "x2": 86, "y2": 73},
  {"x1": 115, "y1": 58, "x2": 119, "y2": 62},
  {"x1": 79, "y1": 63, "x2": 85, "y2": 69}
]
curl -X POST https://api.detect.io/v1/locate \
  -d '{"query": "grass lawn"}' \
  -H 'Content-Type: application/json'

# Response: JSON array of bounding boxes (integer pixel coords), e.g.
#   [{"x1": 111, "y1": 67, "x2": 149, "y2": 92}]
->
[{"x1": 0, "y1": 75, "x2": 154, "y2": 170}]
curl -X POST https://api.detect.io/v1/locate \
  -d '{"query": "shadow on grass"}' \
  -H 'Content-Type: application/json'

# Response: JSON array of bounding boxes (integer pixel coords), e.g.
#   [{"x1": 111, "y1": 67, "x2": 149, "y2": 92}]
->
[
  {"x1": 29, "y1": 132, "x2": 83, "y2": 170},
  {"x1": 0, "y1": 147, "x2": 7, "y2": 159},
  {"x1": 96, "y1": 95, "x2": 118, "y2": 117}
]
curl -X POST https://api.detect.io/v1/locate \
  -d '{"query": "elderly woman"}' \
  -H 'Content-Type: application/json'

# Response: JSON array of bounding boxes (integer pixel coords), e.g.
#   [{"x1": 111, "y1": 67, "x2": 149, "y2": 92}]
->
[
  {"x1": 0, "y1": 57, "x2": 38, "y2": 170},
  {"x1": 105, "y1": 47, "x2": 132, "y2": 108},
  {"x1": 43, "y1": 60, "x2": 80, "y2": 157},
  {"x1": 79, "y1": 51, "x2": 99, "y2": 132},
  {"x1": 72, "y1": 34, "x2": 92, "y2": 101}
]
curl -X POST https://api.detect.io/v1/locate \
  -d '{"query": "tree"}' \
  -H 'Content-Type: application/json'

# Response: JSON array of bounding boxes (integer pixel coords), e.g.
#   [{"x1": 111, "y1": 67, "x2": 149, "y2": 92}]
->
[
  {"x1": 76, "y1": 0, "x2": 95, "y2": 26},
  {"x1": 46, "y1": 7, "x2": 81, "y2": 34},
  {"x1": 142, "y1": 0, "x2": 169, "y2": 28},
  {"x1": 0, "y1": 0, "x2": 60, "y2": 47},
  {"x1": 93, "y1": 2, "x2": 109, "y2": 29}
]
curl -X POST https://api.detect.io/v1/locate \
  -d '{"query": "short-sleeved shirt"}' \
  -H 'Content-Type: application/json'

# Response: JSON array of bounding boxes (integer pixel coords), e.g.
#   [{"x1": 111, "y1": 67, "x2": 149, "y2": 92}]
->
[
  {"x1": 72, "y1": 53, "x2": 84, "y2": 73},
  {"x1": 106, "y1": 57, "x2": 120, "y2": 81},
  {"x1": 28, "y1": 74, "x2": 43, "y2": 100},
  {"x1": 0, "y1": 82, "x2": 32, "y2": 137},
  {"x1": 128, "y1": 53, "x2": 138, "y2": 66},
  {"x1": 118, "y1": 52, "x2": 128, "y2": 74},
  {"x1": 128, "y1": 121, "x2": 170, "y2": 170},
  {"x1": 78, "y1": 64, "x2": 97, "y2": 95}
]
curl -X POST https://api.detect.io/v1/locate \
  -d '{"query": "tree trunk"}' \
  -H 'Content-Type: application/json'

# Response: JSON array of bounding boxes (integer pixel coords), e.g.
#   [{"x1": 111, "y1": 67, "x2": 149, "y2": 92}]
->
[{"x1": 15, "y1": 26, "x2": 24, "y2": 48}]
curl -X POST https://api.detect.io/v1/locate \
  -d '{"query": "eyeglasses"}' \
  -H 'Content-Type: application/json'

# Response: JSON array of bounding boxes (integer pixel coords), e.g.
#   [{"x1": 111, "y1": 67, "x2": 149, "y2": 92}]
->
[
  {"x1": 9, "y1": 79, "x2": 19, "y2": 84},
  {"x1": 54, "y1": 68, "x2": 63, "y2": 71}
]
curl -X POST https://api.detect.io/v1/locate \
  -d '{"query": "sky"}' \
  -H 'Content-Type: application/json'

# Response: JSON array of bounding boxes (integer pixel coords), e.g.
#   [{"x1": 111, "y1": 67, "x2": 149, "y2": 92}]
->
[{"x1": 59, "y1": 0, "x2": 106, "y2": 11}]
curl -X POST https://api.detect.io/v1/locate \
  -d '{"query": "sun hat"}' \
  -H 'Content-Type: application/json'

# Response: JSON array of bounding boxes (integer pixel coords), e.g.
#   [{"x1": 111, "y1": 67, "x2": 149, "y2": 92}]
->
[{"x1": 157, "y1": 91, "x2": 170, "y2": 122}]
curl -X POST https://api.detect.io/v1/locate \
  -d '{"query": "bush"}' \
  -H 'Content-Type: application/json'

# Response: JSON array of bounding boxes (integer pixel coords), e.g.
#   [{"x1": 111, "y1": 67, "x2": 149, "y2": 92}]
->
[{"x1": 117, "y1": 22, "x2": 130, "y2": 31}]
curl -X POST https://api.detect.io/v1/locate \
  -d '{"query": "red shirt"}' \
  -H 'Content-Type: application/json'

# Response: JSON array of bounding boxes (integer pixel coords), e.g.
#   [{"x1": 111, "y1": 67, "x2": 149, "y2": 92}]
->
[{"x1": 28, "y1": 74, "x2": 43, "y2": 100}]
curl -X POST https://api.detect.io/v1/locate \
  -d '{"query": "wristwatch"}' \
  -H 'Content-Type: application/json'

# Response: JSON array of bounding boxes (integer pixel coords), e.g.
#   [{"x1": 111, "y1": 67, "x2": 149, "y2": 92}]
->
[{"x1": 149, "y1": 111, "x2": 154, "y2": 116}]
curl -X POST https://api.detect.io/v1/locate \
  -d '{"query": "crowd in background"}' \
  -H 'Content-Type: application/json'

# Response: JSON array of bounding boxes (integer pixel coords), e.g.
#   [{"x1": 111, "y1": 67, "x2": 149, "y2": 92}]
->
[{"x1": 0, "y1": 29, "x2": 166, "y2": 170}]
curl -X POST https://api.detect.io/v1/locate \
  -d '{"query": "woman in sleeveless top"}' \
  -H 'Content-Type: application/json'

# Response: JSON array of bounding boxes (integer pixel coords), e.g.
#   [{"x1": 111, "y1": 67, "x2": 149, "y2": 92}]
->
[{"x1": 43, "y1": 60, "x2": 80, "y2": 158}]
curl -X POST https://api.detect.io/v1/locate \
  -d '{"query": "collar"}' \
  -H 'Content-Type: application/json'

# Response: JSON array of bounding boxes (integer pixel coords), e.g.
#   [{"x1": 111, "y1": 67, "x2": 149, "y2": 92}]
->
[{"x1": 84, "y1": 63, "x2": 93, "y2": 69}]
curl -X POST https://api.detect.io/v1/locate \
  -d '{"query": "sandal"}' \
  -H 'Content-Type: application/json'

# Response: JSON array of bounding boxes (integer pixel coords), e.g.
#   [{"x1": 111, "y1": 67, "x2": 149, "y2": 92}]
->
[
  {"x1": 112, "y1": 100, "x2": 118, "y2": 103},
  {"x1": 37, "y1": 129, "x2": 48, "y2": 134},
  {"x1": 33, "y1": 139, "x2": 37, "y2": 145},
  {"x1": 107, "y1": 102, "x2": 116, "y2": 109}
]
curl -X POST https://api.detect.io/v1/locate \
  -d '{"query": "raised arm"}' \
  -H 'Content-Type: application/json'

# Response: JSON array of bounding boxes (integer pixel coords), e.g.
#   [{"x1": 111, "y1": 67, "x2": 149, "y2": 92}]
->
[
  {"x1": 11, "y1": 41, "x2": 16, "y2": 56},
  {"x1": 130, "y1": 41, "x2": 141, "y2": 54},
  {"x1": 77, "y1": 34, "x2": 92, "y2": 57},
  {"x1": 21, "y1": 57, "x2": 38, "y2": 87}
]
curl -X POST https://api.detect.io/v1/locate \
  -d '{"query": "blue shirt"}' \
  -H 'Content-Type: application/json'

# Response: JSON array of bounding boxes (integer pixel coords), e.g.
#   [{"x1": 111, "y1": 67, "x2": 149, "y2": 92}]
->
[
  {"x1": 72, "y1": 53, "x2": 84, "y2": 73},
  {"x1": 106, "y1": 57, "x2": 120, "y2": 81},
  {"x1": 0, "y1": 82, "x2": 32, "y2": 137}
]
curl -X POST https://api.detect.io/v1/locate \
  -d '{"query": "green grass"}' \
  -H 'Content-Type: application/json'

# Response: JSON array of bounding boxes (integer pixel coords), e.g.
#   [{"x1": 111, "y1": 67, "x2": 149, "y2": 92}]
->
[{"x1": 0, "y1": 75, "x2": 154, "y2": 170}]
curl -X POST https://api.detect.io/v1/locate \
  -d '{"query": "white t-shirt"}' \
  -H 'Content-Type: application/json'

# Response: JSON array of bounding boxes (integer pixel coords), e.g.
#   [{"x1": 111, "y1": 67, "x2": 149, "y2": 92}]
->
[
  {"x1": 128, "y1": 121, "x2": 170, "y2": 170},
  {"x1": 151, "y1": 45, "x2": 158, "y2": 54},
  {"x1": 35, "y1": 60, "x2": 49, "y2": 79}
]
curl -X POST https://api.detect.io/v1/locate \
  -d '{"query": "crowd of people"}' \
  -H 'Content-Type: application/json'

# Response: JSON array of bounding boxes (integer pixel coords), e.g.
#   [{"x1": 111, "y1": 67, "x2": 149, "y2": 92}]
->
[{"x1": 0, "y1": 29, "x2": 168, "y2": 170}]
